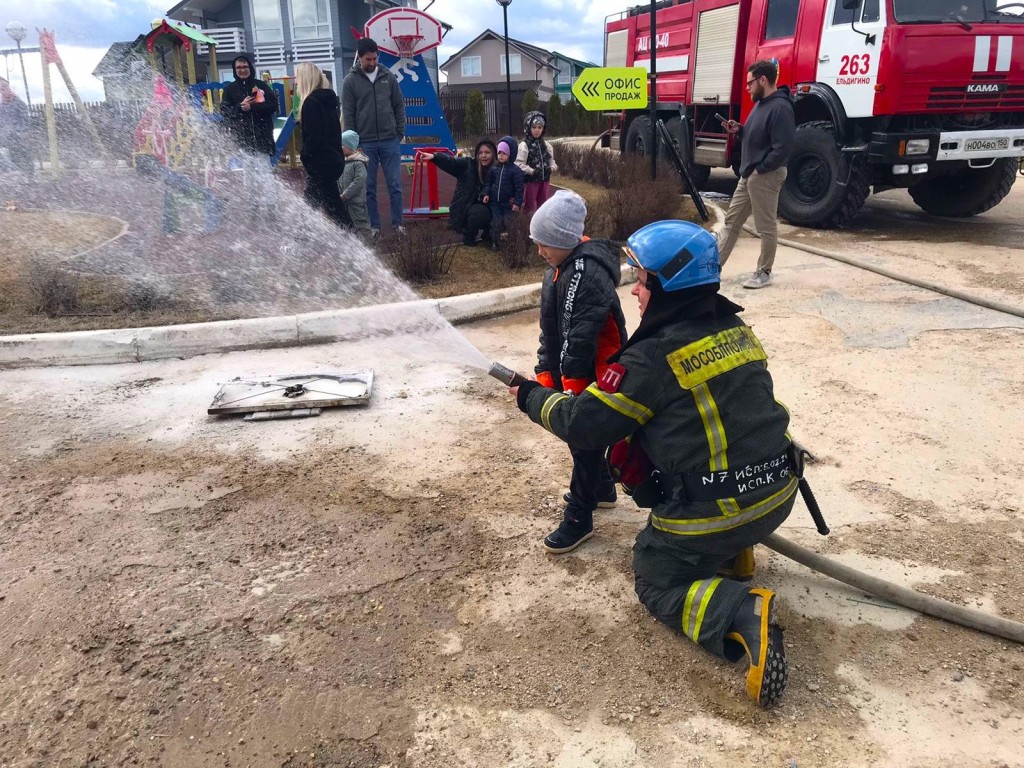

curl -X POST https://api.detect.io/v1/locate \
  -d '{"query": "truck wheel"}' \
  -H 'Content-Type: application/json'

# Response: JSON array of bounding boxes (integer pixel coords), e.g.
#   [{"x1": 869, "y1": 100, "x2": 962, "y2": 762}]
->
[
  {"x1": 778, "y1": 121, "x2": 869, "y2": 228},
  {"x1": 662, "y1": 117, "x2": 712, "y2": 190},
  {"x1": 624, "y1": 115, "x2": 653, "y2": 156},
  {"x1": 908, "y1": 159, "x2": 1017, "y2": 217}
]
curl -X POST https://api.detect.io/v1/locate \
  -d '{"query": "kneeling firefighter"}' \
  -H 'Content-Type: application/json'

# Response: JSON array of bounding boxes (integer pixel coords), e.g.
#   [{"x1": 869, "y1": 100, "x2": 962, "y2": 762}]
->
[{"x1": 512, "y1": 220, "x2": 800, "y2": 706}]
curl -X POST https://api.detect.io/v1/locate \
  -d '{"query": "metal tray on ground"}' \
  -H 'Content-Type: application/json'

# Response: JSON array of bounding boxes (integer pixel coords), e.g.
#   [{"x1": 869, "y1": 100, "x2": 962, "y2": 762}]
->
[{"x1": 207, "y1": 371, "x2": 374, "y2": 415}]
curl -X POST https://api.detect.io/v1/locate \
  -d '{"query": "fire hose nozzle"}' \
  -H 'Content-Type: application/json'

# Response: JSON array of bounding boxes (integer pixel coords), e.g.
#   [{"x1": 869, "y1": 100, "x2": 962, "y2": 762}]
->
[{"x1": 488, "y1": 361, "x2": 529, "y2": 388}]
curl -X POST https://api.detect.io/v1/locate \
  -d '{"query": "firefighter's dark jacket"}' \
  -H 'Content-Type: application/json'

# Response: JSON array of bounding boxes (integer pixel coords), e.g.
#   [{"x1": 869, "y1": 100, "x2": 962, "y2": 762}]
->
[
  {"x1": 523, "y1": 301, "x2": 796, "y2": 546},
  {"x1": 536, "y1": 239, "x2": 627, "y2": 394}
]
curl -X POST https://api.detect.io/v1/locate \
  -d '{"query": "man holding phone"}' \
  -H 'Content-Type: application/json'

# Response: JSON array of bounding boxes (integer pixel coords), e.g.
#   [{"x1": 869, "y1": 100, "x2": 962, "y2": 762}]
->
[{"x1": 716, "y1": 60, "x2": 795, "y2": 289}]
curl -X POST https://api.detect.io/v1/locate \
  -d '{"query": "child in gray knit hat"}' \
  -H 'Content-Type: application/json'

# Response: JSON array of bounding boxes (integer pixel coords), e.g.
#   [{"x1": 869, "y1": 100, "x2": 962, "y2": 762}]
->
[{"x1": 529, "y1": 190, "x2": 628, "y2": 554}]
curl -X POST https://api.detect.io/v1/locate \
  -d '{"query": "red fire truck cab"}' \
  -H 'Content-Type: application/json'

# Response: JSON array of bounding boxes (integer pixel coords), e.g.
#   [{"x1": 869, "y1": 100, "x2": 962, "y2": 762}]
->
[{"x1": 605, "y1": 0, "x2": 1024, "y2": 227}]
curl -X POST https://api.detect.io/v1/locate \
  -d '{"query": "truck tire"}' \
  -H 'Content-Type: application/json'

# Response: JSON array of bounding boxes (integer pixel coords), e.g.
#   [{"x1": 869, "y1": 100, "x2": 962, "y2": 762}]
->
[
  {"x1": 662, "y1": 117, "x2": 712, "y2": 190},
  {"x1": 624, "y1": 115, "x2": 654, "y2": 156},
  {"x1": 778, "y1": 121, "x2": 869, "y2": 229},
  {"x1": 908, "y1": 159, "x2": 1017, "y2": 218}
]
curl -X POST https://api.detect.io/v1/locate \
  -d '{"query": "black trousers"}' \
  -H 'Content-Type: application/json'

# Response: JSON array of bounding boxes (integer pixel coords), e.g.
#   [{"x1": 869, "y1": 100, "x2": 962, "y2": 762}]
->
[
  {"x1": 567, "y1": 444, "x2": 616, "y2": 516},
  {"x1": 462, "y1": 202, "x2": 492, "y2": 245},
  {"x1": 304, "y1": 170, "x2": 351, "y2": 227}
]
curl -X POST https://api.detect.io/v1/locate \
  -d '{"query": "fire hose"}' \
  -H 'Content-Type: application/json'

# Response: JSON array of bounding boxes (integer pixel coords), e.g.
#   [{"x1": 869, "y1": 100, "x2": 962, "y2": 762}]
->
[{"x1": 488, "y1": 361, "x2": 1024, "y2": 645}]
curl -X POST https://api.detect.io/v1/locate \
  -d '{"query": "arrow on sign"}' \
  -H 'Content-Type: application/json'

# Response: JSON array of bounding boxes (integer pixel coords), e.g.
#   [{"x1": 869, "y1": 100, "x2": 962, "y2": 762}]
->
[{"x1": 572, "y1": 66, "x2": 649, "y2": 111}]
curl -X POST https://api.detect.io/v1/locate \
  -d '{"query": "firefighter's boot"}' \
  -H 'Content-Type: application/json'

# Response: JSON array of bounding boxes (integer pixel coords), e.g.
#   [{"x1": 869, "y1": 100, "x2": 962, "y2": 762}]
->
[
  {"x1": 717, "y1": 546, "x2": 756, "y2": 581},
  {"x1": 725, "y1": 588, "x2": 787, "y2": 708}
]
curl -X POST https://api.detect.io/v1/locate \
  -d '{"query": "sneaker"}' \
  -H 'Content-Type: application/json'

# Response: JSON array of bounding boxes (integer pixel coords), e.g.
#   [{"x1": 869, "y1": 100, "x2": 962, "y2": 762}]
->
[
  {"x1": 396, "y1": 225, "x2": 407, "y2": 235},
  {"x1": 371, "y1": 228, "x2": 381, "y2": 241},
  {"x1": 725, "y1": 588, "x2": 787, "y2": 707},
  {"x1": 562, "y1": 490, "x2": 618, "y2": 509},
  {"x1": 742, "y1": 270, "x2": 773, "y2": 289},
  {"x1": 543, "y1": 512, "x2": 593, "y2": 554}
]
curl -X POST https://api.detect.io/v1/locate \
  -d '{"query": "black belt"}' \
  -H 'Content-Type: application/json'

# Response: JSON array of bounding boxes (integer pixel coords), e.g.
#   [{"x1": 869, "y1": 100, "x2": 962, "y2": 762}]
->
[{"x1": 670, "y1": 449, "x2": 792, "y2": 503}]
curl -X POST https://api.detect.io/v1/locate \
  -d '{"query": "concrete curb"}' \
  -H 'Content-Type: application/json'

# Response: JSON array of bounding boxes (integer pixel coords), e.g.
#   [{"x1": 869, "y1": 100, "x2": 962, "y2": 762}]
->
[{"x1": 0, "y1": 282, "x2": 548, "y2": 369}]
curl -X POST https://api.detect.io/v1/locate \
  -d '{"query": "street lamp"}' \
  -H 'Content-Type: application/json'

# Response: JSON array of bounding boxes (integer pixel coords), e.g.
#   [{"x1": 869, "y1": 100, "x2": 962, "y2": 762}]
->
[
  {"x1": 496, "y1": 0, "x2": 513, "y2": 136},
  {"x1": 5, "y1": 21, "x2": 31, "y2": 107}
]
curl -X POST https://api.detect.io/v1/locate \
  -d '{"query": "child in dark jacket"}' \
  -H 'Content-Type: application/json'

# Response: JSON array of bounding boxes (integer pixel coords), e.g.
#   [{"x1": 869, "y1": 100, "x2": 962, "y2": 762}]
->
[
  {"x1": 530, "y1": 190, "x2": 628, "y2": 554},
  {"x1": 482, "y1": 136, "x2": 525, "y2": 250}
]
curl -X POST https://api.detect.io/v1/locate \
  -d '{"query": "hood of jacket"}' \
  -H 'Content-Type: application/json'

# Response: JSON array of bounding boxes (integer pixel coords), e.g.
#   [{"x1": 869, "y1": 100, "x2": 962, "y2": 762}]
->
[
  {"x1": 474, "y1": 137, "x2": 498, "y2": 165},
  {"x1": 231, "y1": 55, "x2": 257, "y2": 86},
  {"x1": 497, "y1": 134, "x2": 519, "y2": 163},
  {"x1": 757, "y1": 85, "x2": 792, "y2": 106},
  {"x1": 567, "y1": 238, "x2": 622, "y2": 286},
  {"x1": 523, "y1": 110, "x2": 546, "y2": 137},
  {"x1": 302, "y1": 87, "x2": 339, "y2": 111},
  {"x1": 347, "y1": 149, "x2": 369, "y2": 163}
]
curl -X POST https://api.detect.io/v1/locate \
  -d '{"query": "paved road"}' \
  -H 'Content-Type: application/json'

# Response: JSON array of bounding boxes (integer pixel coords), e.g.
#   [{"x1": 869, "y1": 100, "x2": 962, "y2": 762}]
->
[{"x1": 705, "y1": 166, "x2": 1024, "y2": 308}]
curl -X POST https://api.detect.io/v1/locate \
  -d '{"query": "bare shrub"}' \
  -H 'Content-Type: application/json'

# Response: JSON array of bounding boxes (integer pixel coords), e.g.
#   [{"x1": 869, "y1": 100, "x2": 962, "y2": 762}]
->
[
  {"x1": 602, "y1": 155, "x2": 682, "y2": 241},
  {"x1": 25, "y1": 262, "x2": 82, "y2": 317},
  {"x1": 495, "y1": 211, "x2": 541, "y2": 271},
  {"x1": 376, "y1": 221, "x2": 458, "y2": 283},
  {"x1": 556, "y1": 144, "x2": 617, "y2": 188},
  {"x1": 122, "y1": 281, "x2": 177, "y2": 313}
]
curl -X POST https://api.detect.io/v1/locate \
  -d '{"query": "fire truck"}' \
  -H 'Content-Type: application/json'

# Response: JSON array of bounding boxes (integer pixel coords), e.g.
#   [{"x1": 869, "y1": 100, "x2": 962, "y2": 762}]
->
[{"x1": 604, "y1": 0, "x2": 1024, "y2": 227}]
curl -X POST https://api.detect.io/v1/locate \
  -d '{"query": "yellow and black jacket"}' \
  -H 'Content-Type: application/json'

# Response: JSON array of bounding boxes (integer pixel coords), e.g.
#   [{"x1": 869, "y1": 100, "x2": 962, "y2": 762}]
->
[{"x1": 523, "y1": 309, "x2": 796, "y2": 550}]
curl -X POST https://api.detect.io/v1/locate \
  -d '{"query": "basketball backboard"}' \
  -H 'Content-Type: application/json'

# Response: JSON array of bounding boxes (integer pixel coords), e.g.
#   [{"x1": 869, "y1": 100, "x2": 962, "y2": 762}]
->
[{"x1": 364, "y1": 7, "x2": 442, "y2": 57}]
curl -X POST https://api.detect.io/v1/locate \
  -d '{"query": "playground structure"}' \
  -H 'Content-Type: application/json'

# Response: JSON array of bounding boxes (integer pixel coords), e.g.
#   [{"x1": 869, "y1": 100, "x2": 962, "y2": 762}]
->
[
  {"x1": 362, "y1": 7, "x2": 457, "y2": 219},
  {"x1": 132, "y1": 20, "x2": 305, "y2": 234}
]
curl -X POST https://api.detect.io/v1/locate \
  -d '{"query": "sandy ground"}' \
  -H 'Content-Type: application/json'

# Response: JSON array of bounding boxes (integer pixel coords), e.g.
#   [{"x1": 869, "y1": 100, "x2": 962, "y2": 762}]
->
[{"x1": 2, "y1": 209, "x2": 1024, "y2": 767}]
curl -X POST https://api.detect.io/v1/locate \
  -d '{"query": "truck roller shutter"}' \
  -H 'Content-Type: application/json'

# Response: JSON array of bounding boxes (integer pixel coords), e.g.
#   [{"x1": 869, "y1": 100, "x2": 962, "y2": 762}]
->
[
  {"x1": 692, "y1": 4, "x2": 740, "y2": 103},
  {"x1": 606, "y1": 29, "x2": 629, "y2": 68}
]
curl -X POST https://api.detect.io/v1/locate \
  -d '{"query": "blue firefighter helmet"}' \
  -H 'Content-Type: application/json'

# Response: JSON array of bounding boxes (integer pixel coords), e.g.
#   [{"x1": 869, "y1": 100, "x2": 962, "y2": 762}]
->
[{"x1": 623, "y1": 220, "x2": 721, "y2": 291}]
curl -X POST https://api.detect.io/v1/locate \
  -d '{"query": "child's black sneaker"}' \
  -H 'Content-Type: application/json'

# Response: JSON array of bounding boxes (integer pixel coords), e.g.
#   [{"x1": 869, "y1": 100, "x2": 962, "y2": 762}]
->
[{"x1": 544, "y1": 518, "x2": 593, "y2": 552}]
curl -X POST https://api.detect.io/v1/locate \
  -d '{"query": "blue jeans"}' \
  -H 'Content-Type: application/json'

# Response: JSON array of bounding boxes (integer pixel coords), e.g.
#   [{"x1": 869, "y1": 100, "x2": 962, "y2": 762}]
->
[{"x1": 362, "y1": 138, "x2": 403, "y2": 230}]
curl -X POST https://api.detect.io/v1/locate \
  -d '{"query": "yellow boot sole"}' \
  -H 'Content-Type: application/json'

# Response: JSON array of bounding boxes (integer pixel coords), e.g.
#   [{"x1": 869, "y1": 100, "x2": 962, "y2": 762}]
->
[{"x1": 725, "y1": 588, "x2": 788, "y2": 707}]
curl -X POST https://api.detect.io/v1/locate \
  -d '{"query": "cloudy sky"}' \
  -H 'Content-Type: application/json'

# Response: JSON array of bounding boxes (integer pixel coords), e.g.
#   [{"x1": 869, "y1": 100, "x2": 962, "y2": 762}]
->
[{"x1": 0, "y1": 0, "x2": 623, "y2": 103}]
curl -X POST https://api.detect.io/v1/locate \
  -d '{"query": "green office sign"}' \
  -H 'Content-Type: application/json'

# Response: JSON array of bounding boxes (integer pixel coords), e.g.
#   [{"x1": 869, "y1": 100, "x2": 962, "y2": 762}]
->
[{"x1": 572, "y1": 67, "x2": 648, "y2": 111}]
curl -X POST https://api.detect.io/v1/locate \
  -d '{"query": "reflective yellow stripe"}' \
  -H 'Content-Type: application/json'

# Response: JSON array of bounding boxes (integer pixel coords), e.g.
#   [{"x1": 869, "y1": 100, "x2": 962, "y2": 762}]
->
[
  {"x1": 692, "y1": 383, "x2": 728, "y2": 472},
  {"x1": 540, "y1": 392, "x2": 569, "y2": 432},
  {"x1": 666, "y1": 325, "x2": 767, "y2": 390},
  {"x1": 585, "y1": 383, "x2": 654, "y2": 425},
  {"x1": 692, "y1": 577, "x2": 722, "y2": 642},
  {"x1": 682, "y1": 582, "x2": 700, "y2": 638},
  {"x1": 682, "y1": 578, "x2": 722, "y2": 641},
  {"x1": 652, "y1": 476, "x2": 798, "y2": 536}
]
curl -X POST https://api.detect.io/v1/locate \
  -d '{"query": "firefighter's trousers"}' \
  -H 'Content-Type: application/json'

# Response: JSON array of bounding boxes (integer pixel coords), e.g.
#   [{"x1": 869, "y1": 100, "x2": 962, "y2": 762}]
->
[{"x1": 631, "y1": 495, "x2": 795, "y2": 659}]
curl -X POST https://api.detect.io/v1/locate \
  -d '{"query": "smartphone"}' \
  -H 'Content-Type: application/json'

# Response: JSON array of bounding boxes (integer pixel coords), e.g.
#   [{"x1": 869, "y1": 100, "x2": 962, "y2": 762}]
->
[{"x1": 714, "y1": 113, "x2": 728, "y2": 125}]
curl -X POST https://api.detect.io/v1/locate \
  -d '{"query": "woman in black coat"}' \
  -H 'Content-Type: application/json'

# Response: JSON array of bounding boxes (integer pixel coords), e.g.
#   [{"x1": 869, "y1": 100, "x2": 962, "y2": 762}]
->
[
  {"x1": 421, "y1": 138, "x2": 497, "y2": 246},
  {"x1": 296, "y1": 63, "x2": 350, "y2": 227}
]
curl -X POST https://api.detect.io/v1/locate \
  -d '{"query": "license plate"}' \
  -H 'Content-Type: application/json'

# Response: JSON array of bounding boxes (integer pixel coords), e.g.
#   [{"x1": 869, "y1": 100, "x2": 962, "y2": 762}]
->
[{"x1": 965, "y1": 137, "x2": 1009, "y2": 152}]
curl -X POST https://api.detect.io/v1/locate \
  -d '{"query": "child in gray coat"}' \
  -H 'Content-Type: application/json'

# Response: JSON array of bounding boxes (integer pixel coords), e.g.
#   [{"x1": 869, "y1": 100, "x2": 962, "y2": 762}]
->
[{"x1": 340, "y1": 130, "x2": 371, "y2": 234}]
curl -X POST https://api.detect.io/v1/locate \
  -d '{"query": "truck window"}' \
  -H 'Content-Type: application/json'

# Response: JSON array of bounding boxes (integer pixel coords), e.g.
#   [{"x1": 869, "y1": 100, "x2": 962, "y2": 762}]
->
[
  {"x1": 765, "y1": 0, "x2": 799, "y2": 39},
  {"x1": 831, "y1": 0, "x2": 879, "y2": 26},
  {"x1": 832, "y1": 0, "x2": 858, "y2": 25}
]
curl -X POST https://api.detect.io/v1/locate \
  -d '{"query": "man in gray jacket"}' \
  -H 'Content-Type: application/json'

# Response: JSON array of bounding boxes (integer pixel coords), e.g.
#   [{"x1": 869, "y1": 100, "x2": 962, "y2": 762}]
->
[
  {"x1": 341, "y1": 38, "x2": 406, "y2": 237},
  {"x1": 717, "y1": 60, "x2": 795, "y2": 289}
]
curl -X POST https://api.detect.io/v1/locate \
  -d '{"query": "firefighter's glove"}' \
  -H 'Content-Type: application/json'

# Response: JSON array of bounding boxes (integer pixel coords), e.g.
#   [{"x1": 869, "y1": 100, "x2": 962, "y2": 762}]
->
[{"x1": 516, "y1": 380, "x2": 542, "y2": 413}]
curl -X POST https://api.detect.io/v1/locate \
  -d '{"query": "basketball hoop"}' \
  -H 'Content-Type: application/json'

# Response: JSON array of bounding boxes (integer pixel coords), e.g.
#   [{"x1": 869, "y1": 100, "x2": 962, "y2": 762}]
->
[{"x1": 393, "y1": 34, "x2": 423, "y2": 59}]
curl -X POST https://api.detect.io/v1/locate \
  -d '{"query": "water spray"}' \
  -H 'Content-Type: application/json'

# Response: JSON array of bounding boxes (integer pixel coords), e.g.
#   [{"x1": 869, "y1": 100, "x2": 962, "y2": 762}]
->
[{"x1": 487, "y1": 361, "x2": 530, "y2": 387}]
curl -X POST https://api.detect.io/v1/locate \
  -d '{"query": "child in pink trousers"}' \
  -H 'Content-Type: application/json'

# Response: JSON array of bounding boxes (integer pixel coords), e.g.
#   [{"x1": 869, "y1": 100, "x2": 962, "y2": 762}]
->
[{"x1": 516, "y1": 110, "x2": 558, "y2": 213}]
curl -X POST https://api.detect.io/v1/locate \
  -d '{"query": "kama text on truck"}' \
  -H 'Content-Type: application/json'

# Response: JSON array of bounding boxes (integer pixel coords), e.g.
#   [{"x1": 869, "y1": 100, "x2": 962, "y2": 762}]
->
[{"x1": 603, "y1": 0, "x2": 1024, "y2": 227}]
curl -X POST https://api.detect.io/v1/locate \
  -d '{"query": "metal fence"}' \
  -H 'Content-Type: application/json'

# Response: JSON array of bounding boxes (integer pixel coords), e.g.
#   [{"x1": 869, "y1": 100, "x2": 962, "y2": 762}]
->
[{"x1": 439, "y1": 89, "x2": 525, "y2": 141}]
